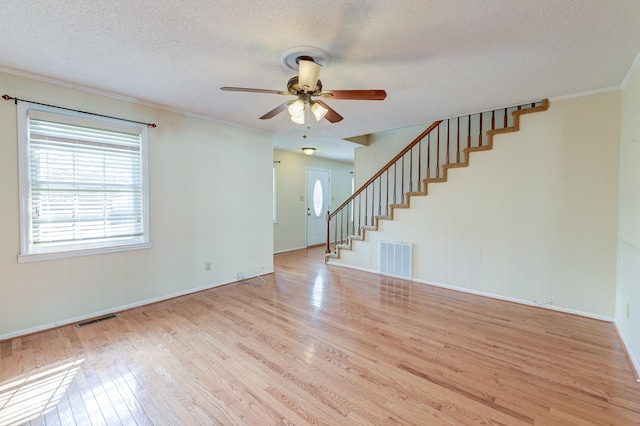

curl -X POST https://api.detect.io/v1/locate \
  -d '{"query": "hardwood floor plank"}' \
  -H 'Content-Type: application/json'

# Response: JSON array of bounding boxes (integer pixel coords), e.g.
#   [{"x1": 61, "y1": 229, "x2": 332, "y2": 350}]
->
[
  {"x1": 41, "y1": 405, "x2": 61, "y2": 425},
  {"x1": 54, "y1": 391, "x2": 76, "y2": 426},
  {"x1": 71, "y1": 364, "x2": 107, "y2": 426},
  {"x1": 111, "y1": 355, "x2": 163, "y2": 425},
  {"x1": 63, "y1": 378, "x2": 92, "y2": 426},
  {"x1": 80, "y1": 364, "x2": 123, "y2": 425}
]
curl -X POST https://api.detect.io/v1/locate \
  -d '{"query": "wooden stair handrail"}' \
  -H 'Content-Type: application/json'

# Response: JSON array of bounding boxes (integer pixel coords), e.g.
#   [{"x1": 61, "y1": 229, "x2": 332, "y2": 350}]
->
[{"x1": 328, "y1": 120, "x2": 443, "y2": 220}]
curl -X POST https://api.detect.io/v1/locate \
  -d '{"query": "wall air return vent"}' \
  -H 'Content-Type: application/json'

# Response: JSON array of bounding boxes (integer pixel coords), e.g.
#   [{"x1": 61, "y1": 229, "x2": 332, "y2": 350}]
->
[{"x1": 379, "y1": 241, "x2": 412, "y2": 279}]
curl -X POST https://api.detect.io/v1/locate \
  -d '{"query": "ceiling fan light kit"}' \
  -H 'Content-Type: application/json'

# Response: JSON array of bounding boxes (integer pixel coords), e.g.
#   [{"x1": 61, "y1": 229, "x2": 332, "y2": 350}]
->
[
  {"x1": 310, "y1": 101, "x2": 328, "y2": 121},
  {"x1": 220, "y1": 47, "x2": 387, "y2": 125},
  {"x1": 290, "y1": 113, "x2": 305, "y2": 124},
  {"x1": 288, "y1": 99, "x2": 305, "y2": 123},
  {"x1": 297, "y1": 58, "x2": 322, "y2": 92}
]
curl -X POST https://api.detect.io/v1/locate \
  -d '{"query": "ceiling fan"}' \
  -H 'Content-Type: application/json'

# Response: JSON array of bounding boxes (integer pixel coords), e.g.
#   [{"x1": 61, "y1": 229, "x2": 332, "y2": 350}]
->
[{"x1": 220, "y1": 55, "x2": 387, "y2": 124}]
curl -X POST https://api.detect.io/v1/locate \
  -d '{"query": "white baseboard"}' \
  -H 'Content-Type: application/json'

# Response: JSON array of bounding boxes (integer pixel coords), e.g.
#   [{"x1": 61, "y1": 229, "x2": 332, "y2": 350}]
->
[
  {"x1": 414, "y1": 277, "x2": 615, "y2": 322},
  {"x1": 0, "y1": 271, "x2": 274, "y2": 341},
  {"x1": 614, "y1": 320, "x2": 640, "y2": 382},
  {"x1": 274, "y1": 246, "x2": 307, "y2": 254},
  {"x1": 326, "y1": 260, "x2": 377, "y2": 274}
]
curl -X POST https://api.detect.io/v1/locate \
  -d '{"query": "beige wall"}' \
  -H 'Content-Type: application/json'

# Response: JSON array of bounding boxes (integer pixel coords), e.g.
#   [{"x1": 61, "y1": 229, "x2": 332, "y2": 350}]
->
[
  {"x1": 332, "y1": 92, "x2": 621, "y2": 319},
  {"x1": 0, "y1": 71, "x2": 274, "y2": 338},
  {"x1": 273, "y1": 150, "x2": 353, "y2": 253},
  {"x1": 618, "y1": 61, "x2": 640, "y2": 373},
  {"x1": 354, "y1": 123, "x2": 429, "y2": 186}
]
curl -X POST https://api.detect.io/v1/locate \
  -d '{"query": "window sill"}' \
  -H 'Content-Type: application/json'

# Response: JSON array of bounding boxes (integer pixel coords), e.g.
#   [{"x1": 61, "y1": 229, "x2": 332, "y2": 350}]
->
[{"x1": 17, "y1": 242, "x2": 152, "y2": 263}]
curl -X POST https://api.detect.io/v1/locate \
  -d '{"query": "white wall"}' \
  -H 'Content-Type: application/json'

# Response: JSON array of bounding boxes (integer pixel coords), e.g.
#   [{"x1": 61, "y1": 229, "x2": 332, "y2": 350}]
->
[
  {"x1": 332, "y1": 92, "x2": 621, "y2": 319},
  {"x1": 273, "y1": 149, "x2": 353, "y2": 253},
  {"x1": 617, "y1": 60, "x2": 640, "y2": 374},
  {"x1": 0, "y1": 71, "x2": 274, "y2": 339}
]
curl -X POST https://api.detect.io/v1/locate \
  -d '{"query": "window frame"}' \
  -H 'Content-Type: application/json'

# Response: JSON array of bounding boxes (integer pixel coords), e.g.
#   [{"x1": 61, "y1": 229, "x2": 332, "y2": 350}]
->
[{"x1": 16, "y1": 101, "x2": 151, "y2": 263}]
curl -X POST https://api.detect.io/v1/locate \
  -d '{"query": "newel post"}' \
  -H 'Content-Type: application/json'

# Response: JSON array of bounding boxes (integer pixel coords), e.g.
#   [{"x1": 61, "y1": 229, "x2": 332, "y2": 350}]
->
[{"x1": 325, "y1": 210, "x2": 331, "y2": 254}]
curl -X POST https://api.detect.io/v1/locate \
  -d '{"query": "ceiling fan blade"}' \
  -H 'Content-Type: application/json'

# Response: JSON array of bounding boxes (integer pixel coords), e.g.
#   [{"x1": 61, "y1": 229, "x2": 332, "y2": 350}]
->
[
  {"x1": 259, "y1": 102, "x2": 290, "y2": 120},
  {"x1": 314, "y1": 100, "x2": 343, "y2": 123},
  {"x1": 298, "y1": 59, "x2": 322, "y2": 93},
  {"x1": 319, "y1": 89, "x2": 387, "y2": 100},
  {"x1": 221, "y1": 87, "x2": 290, "y2": 96}
]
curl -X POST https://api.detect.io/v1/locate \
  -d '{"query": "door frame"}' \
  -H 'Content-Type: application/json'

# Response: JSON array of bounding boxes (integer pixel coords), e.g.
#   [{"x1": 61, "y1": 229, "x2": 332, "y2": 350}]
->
[{"x1": 305, "y1": 167, "x2": 331, "y2": 247}]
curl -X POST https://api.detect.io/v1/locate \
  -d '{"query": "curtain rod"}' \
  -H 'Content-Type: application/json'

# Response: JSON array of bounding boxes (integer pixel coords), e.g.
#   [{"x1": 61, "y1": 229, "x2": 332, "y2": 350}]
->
[{"x1": 2, "y1": 94, "x2": 157, "y2": 128}]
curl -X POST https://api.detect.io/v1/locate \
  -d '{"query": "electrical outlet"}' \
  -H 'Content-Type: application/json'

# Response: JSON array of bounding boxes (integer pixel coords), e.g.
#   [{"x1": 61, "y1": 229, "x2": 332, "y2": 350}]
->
[{"x1": 205, "y1": 262, "x2": 211, "y2": 271}]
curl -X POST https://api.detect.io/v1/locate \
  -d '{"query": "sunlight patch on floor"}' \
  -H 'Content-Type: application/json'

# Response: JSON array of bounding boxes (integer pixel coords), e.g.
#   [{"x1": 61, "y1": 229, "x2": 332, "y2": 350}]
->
[{"x1": 0, "y1": 358, "x2": 84, "y2": 425}]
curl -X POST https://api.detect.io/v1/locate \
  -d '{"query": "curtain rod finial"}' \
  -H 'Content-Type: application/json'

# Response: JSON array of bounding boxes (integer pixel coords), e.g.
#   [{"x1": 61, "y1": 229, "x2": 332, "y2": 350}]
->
[{"x1": 2, "y1": 94, "x2": 17, "y2": 104}]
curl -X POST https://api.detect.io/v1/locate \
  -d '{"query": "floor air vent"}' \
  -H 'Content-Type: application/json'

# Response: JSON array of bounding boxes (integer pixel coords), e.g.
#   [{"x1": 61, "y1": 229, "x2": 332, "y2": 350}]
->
[
  {"x1": 379, "y1": 241, "x2": 412, "y2": 279},
  {"x1": 77, "y1": 314, "x2": 118, "y2": 327}
]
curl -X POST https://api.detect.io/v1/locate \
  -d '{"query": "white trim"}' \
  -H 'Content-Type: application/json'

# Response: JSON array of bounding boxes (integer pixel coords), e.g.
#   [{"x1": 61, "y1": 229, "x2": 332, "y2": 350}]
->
[
  {"x1": 327, "y1": 260, "x2": 615, "y2": 322},
  {"x1": 549, "y1": 86, "x2": 621, "y2": 102},
  {"x1": 0, "y1": 270, "x2": 274, "y2": 341},
  {"x1": 614, "y1": 320, "x2": 640, "y2": 382},
  {"x1": 305, "y1": 167, "x2": 331, "y2": 247},
  {"x1": 17, "y1": 101, "x2": 30, "y2": 255},
  {"x1": 274, "y1": 246, "x2": 307, "y2": 254},
  {"x1": 414, "y1": 277, "x2": 615, "y2": 322},
  {"x1": 17, "y1": 242, "x2": 152, "y2": 263},
  {"x1": 327, "y1": 260, "x2": 377, "y2": 274},
  {"x1": 616, "y1": 240, "x2": 640, "y2": 382},
  {"x1": 621, "y1": 52, "x2": 640, "y2": 89}
]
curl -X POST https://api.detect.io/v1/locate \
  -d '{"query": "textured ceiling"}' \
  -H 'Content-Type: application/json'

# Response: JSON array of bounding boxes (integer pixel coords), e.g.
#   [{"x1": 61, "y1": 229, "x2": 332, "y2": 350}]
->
[{"x1": 1, "y1": 0, "x2": 639, "y2": 162}]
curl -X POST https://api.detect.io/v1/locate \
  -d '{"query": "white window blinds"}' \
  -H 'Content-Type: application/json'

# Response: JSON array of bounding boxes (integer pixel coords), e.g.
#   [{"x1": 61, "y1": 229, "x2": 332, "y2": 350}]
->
[{"x1": 18, "y1": 104, "x2": 150, "y2": 260}]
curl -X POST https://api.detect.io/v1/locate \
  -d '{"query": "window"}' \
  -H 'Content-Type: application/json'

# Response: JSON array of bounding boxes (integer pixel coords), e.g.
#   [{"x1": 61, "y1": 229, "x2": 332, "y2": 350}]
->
[
  {"x1": 313, "y1": 179, "x2": 323, "y2": 217},
  {"x1": 17, "y1": 102, "x2": 150, "y2": 262}
]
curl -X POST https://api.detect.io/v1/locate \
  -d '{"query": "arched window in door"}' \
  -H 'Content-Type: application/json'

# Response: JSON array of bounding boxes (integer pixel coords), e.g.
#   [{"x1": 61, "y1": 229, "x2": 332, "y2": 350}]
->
[{"x1": 313, "y1": 179, "x2": 323, "y2": 217}]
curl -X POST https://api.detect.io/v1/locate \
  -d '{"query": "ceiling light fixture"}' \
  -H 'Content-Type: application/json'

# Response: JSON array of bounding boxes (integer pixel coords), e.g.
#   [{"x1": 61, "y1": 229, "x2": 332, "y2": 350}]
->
[{"x1": 301, "y1": 147, "x2": 316, "y2": 155}]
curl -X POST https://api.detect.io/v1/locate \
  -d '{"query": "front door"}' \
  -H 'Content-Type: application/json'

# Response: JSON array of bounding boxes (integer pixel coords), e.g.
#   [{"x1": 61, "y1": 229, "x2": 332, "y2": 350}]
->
[{"x1": 306, "y1": 168, "x2": 330, "y2": 247}]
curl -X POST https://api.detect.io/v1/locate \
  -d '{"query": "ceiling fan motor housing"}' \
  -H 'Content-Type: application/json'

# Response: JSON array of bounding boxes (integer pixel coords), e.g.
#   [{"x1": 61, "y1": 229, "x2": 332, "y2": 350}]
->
[{"x1": 287, "y1": 76, "x2": 322, "y2": 96}]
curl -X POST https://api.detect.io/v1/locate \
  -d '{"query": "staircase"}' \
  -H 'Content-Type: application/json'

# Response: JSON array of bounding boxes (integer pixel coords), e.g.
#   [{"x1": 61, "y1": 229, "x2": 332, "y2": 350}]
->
[{"x1": 325, "y1": 99, "x2": 549, "y2": 260}]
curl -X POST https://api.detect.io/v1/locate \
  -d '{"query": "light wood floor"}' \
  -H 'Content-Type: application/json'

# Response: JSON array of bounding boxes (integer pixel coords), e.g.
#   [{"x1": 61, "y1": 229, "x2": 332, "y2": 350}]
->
[{"x1": 1, "y1": 247, "x2": 639, "y2": 425}]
